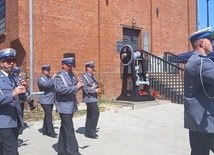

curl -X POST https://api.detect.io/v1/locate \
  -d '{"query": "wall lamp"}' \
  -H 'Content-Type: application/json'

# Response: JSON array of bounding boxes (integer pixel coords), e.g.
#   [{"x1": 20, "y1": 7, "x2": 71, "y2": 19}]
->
[
  {"x1": 156, "y1": 7, "x2": 160, "y2": 17},
  {"x1": 132, "y1": 18, "x2": 136, "y2": 28}
]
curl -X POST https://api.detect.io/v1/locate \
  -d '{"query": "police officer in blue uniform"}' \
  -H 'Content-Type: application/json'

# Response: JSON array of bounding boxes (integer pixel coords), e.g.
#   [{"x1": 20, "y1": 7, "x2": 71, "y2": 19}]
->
[
  {"x1": 54, "y1": 57, "x2": 83, "y2": 155},
  {"x1": 37, "y1": 65, "x2": 57, "y2": 138},
  {"x1": 184, "y1": 27, "x2": 214, "y2": 155},
  {"x1": 13, "y1": 67, "x2": 25, "y2": 115},
  {"x1": 12, "y1": 67, "x2": 36, "y2": 135},
  {"x1": 0, "y1": 48, "x2": 27, "y2": 155},
  {"x1": 12, "y1": 67, "x2": 35, "y2": 112},
  {"x1": 12, "y1": 67, "x2": 21, "y2": 77},
  {"x1": 81, "y1": 61, "x2": 101, "y2": 139}
]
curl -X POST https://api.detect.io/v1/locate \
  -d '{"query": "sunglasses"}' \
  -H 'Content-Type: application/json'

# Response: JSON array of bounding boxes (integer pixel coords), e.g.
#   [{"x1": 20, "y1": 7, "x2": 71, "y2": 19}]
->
[
  {"x1": 65, "y1": 63, "x2": 73, "y2": 67},
  {"x1": 1, "y1": 59, "x2": 16, "y2": 63}
]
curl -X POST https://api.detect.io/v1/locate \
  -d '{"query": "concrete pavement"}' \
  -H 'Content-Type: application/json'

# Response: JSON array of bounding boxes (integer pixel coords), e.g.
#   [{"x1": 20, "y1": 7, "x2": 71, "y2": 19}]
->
[{"x1": 18, "y1": 100, "x2": 214, "y2": 155}]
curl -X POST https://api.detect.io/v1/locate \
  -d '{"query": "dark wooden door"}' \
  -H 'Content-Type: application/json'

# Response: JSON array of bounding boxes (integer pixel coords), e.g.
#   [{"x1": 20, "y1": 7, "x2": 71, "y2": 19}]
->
[{"x1": 123, "y1": 28, "x2": 140, "y2": 51}]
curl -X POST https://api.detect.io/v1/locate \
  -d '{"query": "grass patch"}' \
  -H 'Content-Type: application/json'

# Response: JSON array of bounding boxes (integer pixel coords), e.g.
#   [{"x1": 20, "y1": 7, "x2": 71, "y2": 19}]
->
[
  {"x1": 74, "y1": 110, "x2": 87, "y2": 118},
  {"x1": 23, "y1": 106, "x2": 87, "y2": 122},
  {"x1": 23, "y1": 99, "x2": 114, "y2": 122},
  {"x1": 23, "y1": 107, "x2": 44, "y2": 122},
  {"x1": 98, "y1": 99, "x2": 111, "y2": 112}
]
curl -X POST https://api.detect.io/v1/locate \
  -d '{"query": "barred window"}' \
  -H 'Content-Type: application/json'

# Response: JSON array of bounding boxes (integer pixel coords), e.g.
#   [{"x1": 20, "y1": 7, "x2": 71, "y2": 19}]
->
[{"x1": 0, "y1": 0, "x2": 5, "y2": 35}]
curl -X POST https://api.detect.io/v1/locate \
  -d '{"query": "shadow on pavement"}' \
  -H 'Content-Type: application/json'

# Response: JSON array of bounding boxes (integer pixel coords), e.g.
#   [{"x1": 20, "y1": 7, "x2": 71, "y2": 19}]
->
[{"x1": 75, "y1": 127, "x2": 85, "y2": 135}]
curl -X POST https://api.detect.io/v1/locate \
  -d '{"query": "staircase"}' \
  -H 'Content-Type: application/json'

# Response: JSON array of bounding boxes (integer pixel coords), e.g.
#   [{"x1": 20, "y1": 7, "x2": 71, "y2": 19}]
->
[{"x1": 140, "y1": 50, "x2": 185, "y2": 104}]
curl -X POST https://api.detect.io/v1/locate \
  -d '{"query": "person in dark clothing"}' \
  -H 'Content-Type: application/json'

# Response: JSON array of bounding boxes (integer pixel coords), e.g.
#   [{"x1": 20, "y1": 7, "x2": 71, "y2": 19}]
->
[
  {"x1": 37, "y1": 65, "x2": 57, "y2": 138},
  {"x1": 54, "y1": 57, "x2": 83, "y2": 155},
  {"x1": 12, "y1": 67, "x2": 35, "y2": 113},
  {"x1": 81, "y1": 61, "x2": 101, "y2": 139},
  {"x1": 184, "y1": 27, "x2": 214, "y2": 155},
  {"x1": 0, "y1": 48, "x2": 27, "y2": 155}
]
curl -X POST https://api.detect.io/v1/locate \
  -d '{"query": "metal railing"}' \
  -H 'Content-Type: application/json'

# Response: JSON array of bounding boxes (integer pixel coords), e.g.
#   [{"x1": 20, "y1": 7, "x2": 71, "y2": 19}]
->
[
  {"x1": 163, "y1": 52, "x2": 187, "y2": 69},
  {"x1": 139, "y1": 50, "x2": 184, "y2": 104}
]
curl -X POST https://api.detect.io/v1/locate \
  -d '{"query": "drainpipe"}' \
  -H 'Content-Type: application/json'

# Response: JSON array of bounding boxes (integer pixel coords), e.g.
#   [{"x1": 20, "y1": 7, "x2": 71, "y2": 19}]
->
[
  {"x1": 150, "y1": 0, "x2": 153, "y2": 53},
  {"x1": 187, "y1": 0, "x2": 190, "y2": 50},
  {"x1": 196, "y1": 0, "x2": 199, "y2": 30},
  {"x1": 29, "y1": 0, "x2": 34, "y2": 93},
  {"x1": 206, "y1": 0, "x2": 209, "y2": 27},
  {"x1": 98, "y1": 0, "x2": 101, "y2": 80}
]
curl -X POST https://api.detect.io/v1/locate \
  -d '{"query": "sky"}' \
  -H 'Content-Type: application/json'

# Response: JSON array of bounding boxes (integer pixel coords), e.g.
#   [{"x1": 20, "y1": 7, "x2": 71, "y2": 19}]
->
[{"x1": 198, "y1": 0, "x2": 214, "y2": 30}]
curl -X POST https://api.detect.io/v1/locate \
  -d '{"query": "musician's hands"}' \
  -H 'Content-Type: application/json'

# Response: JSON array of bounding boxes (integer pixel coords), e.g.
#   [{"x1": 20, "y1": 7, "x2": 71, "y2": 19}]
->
[
  {"x1": 19, "y1": 79, "x2": 28, "y2": 88},
  {"x1": 12, "y1": 86, "x2": 26, "y2": 97},
  {"x1": 76, "y1": 82, "x2": 83, "y2": 89},
  {"x1": 52, "y1": 73, "x2": 57, "y2": 78},
  {"x1": 76, "y1": 77, "x2": 84, "y2": 89},
  {"x1": 95, "y1": 88, "x2": 101, "y2": 93},
  {"x1": 77, "y1": 77, "x2": 82, "y2": 82}
]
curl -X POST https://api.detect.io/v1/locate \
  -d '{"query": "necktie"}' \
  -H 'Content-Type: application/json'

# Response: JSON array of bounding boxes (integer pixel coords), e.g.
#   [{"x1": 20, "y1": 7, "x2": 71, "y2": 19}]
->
[
  {"x1": 8, "y1": 74, "x2": 15, "y2": 87},
  {"x1": 91, "y1": 75, "x2": 98, "y2": 84},
  {"x1": 8, "y1": 74, "x2": 13, "y2": 83}
]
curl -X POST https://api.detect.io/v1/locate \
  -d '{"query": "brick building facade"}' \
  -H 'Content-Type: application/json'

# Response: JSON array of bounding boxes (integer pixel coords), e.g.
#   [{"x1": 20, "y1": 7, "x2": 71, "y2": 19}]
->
[{"x1": 0, "y1": 0, "x2": 197, "y2": 100}]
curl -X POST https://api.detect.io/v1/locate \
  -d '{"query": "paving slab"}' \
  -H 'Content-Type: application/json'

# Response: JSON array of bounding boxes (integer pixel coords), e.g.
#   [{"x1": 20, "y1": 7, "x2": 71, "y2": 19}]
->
[{"x1": 18, "y1": 100, "x2": 214, "y2": 155}]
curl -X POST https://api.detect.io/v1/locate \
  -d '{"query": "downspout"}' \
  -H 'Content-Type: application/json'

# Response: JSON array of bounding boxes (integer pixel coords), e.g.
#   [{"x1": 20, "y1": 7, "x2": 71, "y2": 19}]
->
[
  {"x1": 196, "y1": 0, "x2": 199, "y2": 30},
  {"x1": 187, "y1": 0, "x2": 190, "y2": 50},
  {"x1": 98, "y1": 0, "x2": 100, "y2": 80},
  {"x1": 150, "y1": 0, "x2": 153, "y2": 53},
  {"x1": 29, "y1": 0, "x2": 34, "y2": 93}
]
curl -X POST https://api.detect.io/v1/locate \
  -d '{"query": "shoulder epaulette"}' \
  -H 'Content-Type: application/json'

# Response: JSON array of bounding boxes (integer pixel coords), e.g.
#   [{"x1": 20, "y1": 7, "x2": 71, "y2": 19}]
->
[{"x1": 198, "y1": 55, "x2": 207, "y2": 58}]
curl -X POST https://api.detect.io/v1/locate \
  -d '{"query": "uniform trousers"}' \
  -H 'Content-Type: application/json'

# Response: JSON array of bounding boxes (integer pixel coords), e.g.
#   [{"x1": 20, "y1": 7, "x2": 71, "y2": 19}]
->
[
  {"x1": 58, "y1": 113, "x2": 80, "y2": 155},
  {"x1": 41, "y1": 104, "x2": 55, "y2": 134},
  {"x1": 0, "y1": 128, "x2": 19, "y2": 155},
  {"x1": 85, "y1": 102, "x2": 99, "y2": 135},
  {"x1": 189, "y1": 130, "x2": 214, "y2": 155}
]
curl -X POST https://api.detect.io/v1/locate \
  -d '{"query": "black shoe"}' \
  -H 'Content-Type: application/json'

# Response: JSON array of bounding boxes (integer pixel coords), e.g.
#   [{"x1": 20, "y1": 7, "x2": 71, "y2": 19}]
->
[
  {"x1": 57, "y1": 151, "x2": 76, "y2": 155},
  {"x1": 43, "y1": 132, "x2": 48, "y2": 135},
  {"x1": 86, "y1": 132, "x2": 99, "y2": 137},
  {"x1": 47, "y1": 133, "x2": 58, "y2": 138},
  {"x1": 94, "y1": 133, "x2": 99, "y2": 137},
  {"x1": 85, "y1": 133, "x2": 98, "y2": 139}
]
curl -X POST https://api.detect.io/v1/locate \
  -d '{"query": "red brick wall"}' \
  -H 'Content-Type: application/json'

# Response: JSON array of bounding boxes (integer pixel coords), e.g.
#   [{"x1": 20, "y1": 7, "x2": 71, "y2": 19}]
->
[
  {"x1": 0, "y1": 0, "x2": 197, "y2": 100},
  {"x1": 151, "y1": 0, "x2": 197, "y2": 56}
]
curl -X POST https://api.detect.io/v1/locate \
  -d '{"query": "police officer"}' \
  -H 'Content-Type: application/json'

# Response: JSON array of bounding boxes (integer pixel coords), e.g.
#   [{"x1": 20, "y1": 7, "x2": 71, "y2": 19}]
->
[
  {"x1": 12, "y1": 67, "x2": 35, "y2": 112},
  {"x1": 12, "y1": 67, "x2": 21, "y2": 77},
  {"x1": 81, "y1": 61, "x2": 101, "y2": 139},
  {"x1": 12, "y1": 67, "x2": 36, "y2": 135},
  {"x1": 13, "y1": 67, "x2": 26, "y2": 116},
  {"x1": 54, "y1": 57, "x2": 83, "y2": 155},
  {"x1": 0, "y1": 48, "x2": 26, "y2": 155},
  {"x1": 184, "y1": 27, "x2": 214, "y2": 155},
  {"x1": 37, "y1": 65, "x2": 57, "y2": 138}
]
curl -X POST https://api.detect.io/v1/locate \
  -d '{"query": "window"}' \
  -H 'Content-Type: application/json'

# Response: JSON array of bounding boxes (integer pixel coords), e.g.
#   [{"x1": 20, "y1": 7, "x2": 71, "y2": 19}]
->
[{"x1": 0, "y1": 0, "x2": 5, "y2": 35}]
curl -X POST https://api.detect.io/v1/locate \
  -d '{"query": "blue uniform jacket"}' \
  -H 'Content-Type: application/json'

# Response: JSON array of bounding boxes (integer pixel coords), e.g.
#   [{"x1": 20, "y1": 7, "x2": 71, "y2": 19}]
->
[
  {"x1": 0, "y1": 70, "x2": 23, "y2": 128},
  {"x1": 81, "y1": 72, "x2": 99, "y2": 103},
  {"x1": 54, "y1": 70, "x2": 78, "y2": 114},
  {"x1": 184, "y1": 51, "x2": 214, "y2": 133},
  {"x1": 37, "y1": 75, "x2": 55, "y2": 104}
]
